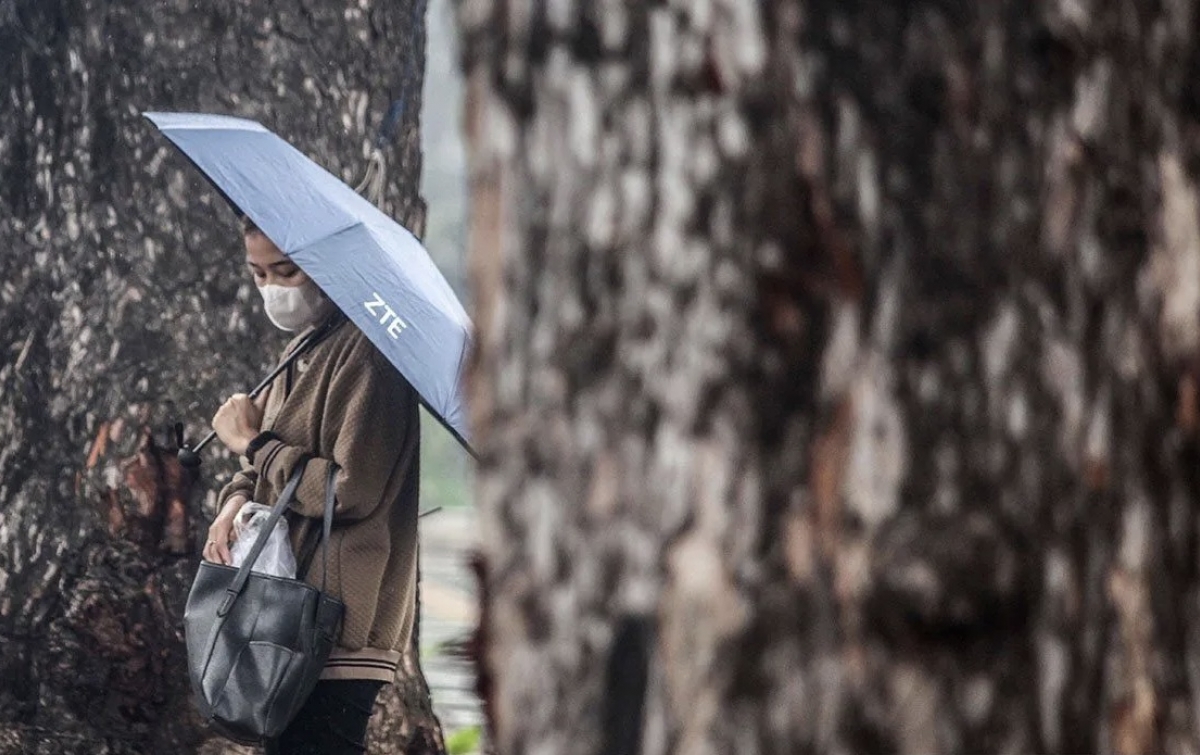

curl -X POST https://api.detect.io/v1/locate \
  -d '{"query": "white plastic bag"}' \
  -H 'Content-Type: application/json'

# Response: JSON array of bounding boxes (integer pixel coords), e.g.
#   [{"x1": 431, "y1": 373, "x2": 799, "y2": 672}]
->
[{"x1": 229, "y1": 502, "x2": 297, "y2": 578}]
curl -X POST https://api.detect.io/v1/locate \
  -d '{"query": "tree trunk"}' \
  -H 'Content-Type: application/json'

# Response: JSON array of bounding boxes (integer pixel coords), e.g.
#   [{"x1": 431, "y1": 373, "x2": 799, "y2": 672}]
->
[
  {"x1": 0, "y1": 2, "x2": 444, "y2": 753},
  {"x1": 459, "y1": 1, "x2": 1200, "y2": 753}
]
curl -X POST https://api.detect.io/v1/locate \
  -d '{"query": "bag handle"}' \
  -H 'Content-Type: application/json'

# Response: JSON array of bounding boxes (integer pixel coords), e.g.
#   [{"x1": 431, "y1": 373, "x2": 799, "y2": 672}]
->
[
  {"x1": 270, "y1": 463, "x2": 339, "y2": 593},
  {"x1": 319, "y1": 462, "x2": 337, "y2": 593},
  {"x1": 216, "y1": 456, "x2": 336, "y2": 614}
]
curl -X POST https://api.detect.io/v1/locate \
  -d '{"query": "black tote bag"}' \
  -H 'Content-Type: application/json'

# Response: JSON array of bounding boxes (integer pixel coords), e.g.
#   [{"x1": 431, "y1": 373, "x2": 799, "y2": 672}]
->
[{"x1": 185, "y1": 459, "x2": 345, "y2": 744}]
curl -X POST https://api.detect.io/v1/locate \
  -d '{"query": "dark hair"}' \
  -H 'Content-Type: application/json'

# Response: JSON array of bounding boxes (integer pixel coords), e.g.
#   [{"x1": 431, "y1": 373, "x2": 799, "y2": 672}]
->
[{"x1": 238, "y1": 214, "x2": 261, "y2": 236}]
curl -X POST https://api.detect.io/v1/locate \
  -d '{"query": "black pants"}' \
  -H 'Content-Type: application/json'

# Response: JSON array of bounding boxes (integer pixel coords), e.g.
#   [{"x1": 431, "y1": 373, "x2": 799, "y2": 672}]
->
[{"x1": 266, "y1": 680, "x2": 385, "y2": 755}]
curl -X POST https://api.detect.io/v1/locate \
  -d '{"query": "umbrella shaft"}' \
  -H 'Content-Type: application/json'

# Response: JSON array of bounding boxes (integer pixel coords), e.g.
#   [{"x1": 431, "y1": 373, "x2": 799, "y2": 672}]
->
[{"x1": 186, "y1": 328, "x2": 322, "y2": 457}]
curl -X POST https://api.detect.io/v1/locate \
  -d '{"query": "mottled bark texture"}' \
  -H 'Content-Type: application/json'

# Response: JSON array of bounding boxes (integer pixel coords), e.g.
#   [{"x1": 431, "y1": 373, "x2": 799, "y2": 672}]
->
[
  {"x1": 460, "y1": 0, "x2": 1200, "y2": 753},
  {"x1": 0, "y1": 2, "x2": 443, "y2": 753}
]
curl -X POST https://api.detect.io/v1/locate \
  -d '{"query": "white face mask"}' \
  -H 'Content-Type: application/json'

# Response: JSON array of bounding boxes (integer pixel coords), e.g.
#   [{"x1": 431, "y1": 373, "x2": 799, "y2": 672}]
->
[{"x1": 258, "y1": 280, "x2": 331, "y2": 332}]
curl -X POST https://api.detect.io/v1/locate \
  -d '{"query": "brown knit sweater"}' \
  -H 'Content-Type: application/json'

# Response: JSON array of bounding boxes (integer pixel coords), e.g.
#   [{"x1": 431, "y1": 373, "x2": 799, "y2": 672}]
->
[{"x1": 217, "y1": 312, "x2": 420, "y2": 683}]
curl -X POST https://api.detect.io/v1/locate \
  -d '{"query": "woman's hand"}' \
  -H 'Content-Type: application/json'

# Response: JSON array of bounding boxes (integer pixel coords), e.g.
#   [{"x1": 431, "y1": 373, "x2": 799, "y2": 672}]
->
[
  {"x1": 212, "y1": 392, "x2": 264, "y2": 456},
  {"x1": 204, "y1": 494, "x2": 249, "y2": 565}
]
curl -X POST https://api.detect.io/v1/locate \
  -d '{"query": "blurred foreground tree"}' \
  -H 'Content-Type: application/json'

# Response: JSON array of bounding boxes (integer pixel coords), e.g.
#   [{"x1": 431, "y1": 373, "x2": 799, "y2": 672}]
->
[
  {"x1": 0, "y1": 2, "x2": 444, "y2": 753},
  {"x1": 461, "y1": 1, "x2": 1200, "y2": 753}
]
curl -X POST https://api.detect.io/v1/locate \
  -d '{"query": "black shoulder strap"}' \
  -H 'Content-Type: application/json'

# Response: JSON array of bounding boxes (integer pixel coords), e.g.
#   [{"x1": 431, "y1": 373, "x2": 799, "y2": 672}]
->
[
  {"x1": 295, "y1": 464, "x2": 340, "y2": 583},
  {"x1": 318, "y1": 463, "x2": 338, "y2": 593},
  {"x1": 295, "y1": 521, "x2": 322, "y2": 579}
]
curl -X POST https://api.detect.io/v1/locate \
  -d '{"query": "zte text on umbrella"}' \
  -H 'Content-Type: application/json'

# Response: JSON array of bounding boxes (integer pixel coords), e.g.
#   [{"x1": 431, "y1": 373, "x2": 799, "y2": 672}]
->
[{"x1": 365, "y1": 292, "x2": 409, "y2": 339}]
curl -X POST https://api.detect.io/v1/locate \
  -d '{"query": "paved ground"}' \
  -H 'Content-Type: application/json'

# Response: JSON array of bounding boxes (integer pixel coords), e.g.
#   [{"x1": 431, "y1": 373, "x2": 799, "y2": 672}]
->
[{"x1": 418, "y1": 506, "x2": 483, "y2": 734}]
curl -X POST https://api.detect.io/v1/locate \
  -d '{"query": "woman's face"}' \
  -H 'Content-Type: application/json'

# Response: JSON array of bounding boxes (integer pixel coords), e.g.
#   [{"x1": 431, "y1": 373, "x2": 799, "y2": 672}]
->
[{"x1": 244, "y1": 230, "x2": 309, "y2": 288}]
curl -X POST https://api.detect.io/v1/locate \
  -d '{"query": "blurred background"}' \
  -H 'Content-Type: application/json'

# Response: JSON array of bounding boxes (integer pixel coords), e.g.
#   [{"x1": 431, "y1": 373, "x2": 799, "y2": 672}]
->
[{"x1": 415, "y1": 0, "x2": 483, "y2": 744}]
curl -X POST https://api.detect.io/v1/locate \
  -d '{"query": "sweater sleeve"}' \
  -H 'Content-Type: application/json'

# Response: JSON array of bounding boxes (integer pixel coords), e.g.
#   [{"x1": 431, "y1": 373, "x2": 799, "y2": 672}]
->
[
  {"x1": 250, "y1": 339, "x2": 417, "y2": 522},
  {"x1": 216, "y1": 458, "x2": 258, "y2": 507}
]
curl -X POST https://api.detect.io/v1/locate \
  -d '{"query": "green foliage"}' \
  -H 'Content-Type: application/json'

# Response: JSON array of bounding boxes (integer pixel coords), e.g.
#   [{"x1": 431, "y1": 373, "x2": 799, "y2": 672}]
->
[
  {"x1": 420, "y1": 409, "x2": 474, "y2": 509},
  {"x1": 445, "y1": 725, "x2": 483, "y2": 755}
]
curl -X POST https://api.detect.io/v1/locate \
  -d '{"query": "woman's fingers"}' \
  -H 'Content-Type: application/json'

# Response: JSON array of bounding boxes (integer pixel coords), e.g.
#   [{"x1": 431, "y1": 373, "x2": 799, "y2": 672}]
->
[
  {"x1": 202, "y1": 539, "x2": 223, "y2": 564},
  {"x1": 203, "y1": 496, "x2": 254, "y2": 564},
  {"x1": 207, "y1": 519, "x2": 234, "y2": 565}
]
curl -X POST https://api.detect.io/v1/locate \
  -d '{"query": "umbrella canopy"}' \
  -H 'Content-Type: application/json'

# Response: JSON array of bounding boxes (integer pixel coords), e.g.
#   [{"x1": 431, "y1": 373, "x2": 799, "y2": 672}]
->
[{"x1": 144, "y1": 112, "x2": 474, "y2": 454}]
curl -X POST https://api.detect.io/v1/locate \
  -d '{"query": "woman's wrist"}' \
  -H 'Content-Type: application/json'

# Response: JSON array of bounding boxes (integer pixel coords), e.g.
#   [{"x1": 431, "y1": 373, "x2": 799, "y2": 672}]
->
[
  {"x1": 218, "y1": 493, "x2": 249, "y2": 521},
  {"x1": 221, "y1": 429, "x2": 255, "y2": 455},
  {"x1": 243, "y1": 431, "x2": 280, "y2": 463}
]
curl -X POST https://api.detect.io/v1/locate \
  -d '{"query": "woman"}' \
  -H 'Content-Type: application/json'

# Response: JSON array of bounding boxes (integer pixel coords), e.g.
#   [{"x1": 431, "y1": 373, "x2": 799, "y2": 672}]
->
[{"x1": 203, "y1": 218, "x2": 421, "y2": 754}]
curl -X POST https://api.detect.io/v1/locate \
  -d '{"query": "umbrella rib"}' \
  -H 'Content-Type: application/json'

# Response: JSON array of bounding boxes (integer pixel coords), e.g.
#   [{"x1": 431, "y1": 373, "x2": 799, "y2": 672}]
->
[{"x1": 288, "y1": 220, "x2": 367, "y2": 258}]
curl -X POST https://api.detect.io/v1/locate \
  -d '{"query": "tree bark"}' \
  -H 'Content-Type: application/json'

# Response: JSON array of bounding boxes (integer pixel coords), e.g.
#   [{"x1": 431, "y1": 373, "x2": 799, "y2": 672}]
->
[
  {"x1": 459, "y1": 0, "x2": 1200, "y2": 753},
  {"x1": 0, "y1": 2, "x2": 444, "y2": 753}
]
